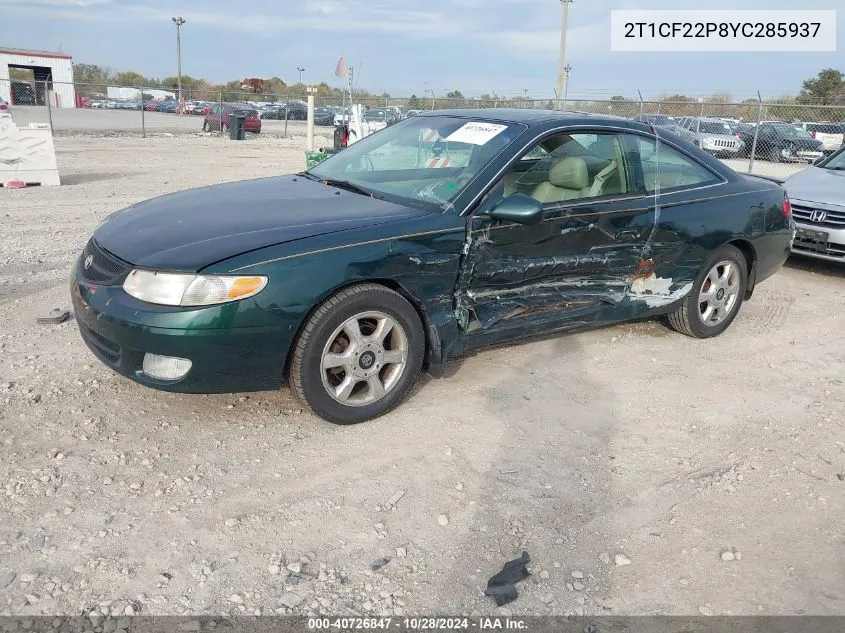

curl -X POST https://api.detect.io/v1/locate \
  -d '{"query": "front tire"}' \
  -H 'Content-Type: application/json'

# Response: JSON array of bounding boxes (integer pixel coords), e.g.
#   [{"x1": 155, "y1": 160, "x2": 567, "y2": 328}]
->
[
  {"x1": 289, "y1": 284, "x2": 425, "y2": 424},
  {"x1": 667, "y1": 245, "x2": 748, "y2": 339},
  {"x1": 202, "y1": 120, "x2": 210, "y2": 132}
]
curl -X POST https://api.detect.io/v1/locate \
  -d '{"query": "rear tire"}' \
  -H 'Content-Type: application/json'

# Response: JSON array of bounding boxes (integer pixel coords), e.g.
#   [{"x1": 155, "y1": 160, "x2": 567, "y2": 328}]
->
[
  {"x1": 202, "y1": 120, "x2": 209, "y2": 132},
  {"x1": 289, "y1": 284, "x2": 425, "y2": 424},
  {"x1": 667, "y1": 245, "x2": 748, "y2": 339}
]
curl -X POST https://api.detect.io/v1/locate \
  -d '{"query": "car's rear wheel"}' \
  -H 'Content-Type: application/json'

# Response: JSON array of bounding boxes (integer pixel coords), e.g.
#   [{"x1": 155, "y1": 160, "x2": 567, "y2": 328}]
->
[
  {"x1": 767, "y1": 145, "x2": 781, "y2": 163},
  {"x1": 667, "y1": 245, "x2": 748, "y2": 339},
  {"x1": 289, "y1": 284, "x2": 424, "y2": 424}
]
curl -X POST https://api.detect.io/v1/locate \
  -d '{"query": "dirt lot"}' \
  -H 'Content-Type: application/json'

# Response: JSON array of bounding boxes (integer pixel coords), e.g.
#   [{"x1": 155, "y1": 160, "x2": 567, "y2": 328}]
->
[{"x1": 1, "y1": 134, "x2": 843, "y2": 620}]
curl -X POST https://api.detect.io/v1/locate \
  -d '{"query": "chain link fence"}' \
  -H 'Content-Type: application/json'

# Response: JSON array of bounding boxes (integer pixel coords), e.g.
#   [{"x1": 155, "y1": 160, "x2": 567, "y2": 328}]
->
[{"x1": 3, "y1": 78, "x2": 844, "y2": 180}]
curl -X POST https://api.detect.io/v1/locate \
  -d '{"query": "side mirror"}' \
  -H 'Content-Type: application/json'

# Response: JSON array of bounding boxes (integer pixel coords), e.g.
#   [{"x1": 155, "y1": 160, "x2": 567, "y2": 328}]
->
[{"x1": 489, "y1": 193, "x2": 543, "y2": 225}]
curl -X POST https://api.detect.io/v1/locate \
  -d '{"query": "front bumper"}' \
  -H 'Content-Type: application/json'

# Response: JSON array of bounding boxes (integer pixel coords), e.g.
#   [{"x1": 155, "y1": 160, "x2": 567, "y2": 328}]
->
[
  {"x1": 70, "y1": 265, "x2": 294, "y2": 393},
  {"x1": 789, "y1": 201, "x2": 845, "y2": 263},
  {"x1": 703, "y1": 142, "x2": 741, "y2": 155}
]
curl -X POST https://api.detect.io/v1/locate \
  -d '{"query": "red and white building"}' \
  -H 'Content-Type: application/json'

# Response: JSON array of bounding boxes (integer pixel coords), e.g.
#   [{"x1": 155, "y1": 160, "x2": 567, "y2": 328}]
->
[{"x1": 0, "y1": 47, "x2": 76, "y2": 108}]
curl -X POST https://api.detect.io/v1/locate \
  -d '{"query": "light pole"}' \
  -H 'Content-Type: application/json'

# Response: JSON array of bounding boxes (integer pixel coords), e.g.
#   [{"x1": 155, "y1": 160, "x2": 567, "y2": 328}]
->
[
  {"x1": 562, "y1": 64, "x2": 572, "y2": 111},
  {"x1": 555, "y1": 0, "x2": 573, "y2": 110},
  {"x1": 171, "y1": 17, "x2": 186, "y2": 102},
  {"x1": 297, "y1": 67, "x2": 305, "y2": 85}
]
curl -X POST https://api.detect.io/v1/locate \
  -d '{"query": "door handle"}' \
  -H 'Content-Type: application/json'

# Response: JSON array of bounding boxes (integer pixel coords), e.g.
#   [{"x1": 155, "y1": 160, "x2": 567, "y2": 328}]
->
[{"x1": 615, "y1": 230, "x2": 639, "y2": 240}]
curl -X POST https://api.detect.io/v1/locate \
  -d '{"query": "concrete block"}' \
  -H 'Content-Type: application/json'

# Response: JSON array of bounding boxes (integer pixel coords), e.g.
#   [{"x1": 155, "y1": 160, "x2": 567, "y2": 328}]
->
[{"x1": 0, "y1": 118, "x2": 60, "y2": 186}]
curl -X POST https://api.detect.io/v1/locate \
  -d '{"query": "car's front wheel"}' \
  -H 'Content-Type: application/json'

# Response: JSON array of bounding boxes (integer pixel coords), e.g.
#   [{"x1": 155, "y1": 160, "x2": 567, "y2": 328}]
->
[
  {"x1": 667, "y1": 245, "x2": 748, "y2": 339},
  {"x1": 289, "y1": 284, "x2": 425, "y2": 424}
]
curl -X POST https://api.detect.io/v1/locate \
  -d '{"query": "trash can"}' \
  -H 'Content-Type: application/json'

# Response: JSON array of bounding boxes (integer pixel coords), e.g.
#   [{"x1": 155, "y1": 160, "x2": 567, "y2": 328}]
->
[{"x1": 229, "y1": 114, "x2": 246, "y2": 140}]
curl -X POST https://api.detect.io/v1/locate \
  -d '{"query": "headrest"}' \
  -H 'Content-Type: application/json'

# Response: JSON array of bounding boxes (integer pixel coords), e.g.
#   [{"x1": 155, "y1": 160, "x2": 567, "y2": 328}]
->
[
  {"x1": 589, "y1": 135, "x2": 616, "y2": 160},
  {"x1": 549, "y1": 157, "x2": 589, "y2": 190}
]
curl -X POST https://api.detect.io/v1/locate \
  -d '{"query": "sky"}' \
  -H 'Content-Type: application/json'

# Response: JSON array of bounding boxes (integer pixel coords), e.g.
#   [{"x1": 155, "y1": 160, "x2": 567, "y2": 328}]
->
[{"x1": 0, "y1": 0, "x2": 842, "y2": 100}]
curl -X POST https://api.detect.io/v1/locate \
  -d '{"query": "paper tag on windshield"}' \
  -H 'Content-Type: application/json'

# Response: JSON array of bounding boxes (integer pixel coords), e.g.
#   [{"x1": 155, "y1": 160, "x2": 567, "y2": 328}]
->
[{"x1": 444, "y1": 122, "x2": 507, "y2": 145}]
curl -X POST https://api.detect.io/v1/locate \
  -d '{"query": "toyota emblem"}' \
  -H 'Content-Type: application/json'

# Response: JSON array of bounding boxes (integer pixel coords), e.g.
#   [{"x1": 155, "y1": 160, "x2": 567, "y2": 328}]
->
[
  {"x1": 809, "y1": 210, "x2": 828, "y2": 223},
  {"x1": 84, "y1": 255, "x2": 94, "y2": 270}
]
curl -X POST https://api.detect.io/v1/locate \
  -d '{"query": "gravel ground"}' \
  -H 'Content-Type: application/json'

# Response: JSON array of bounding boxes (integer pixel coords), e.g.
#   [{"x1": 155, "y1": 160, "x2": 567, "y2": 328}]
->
[{"x1": 0, "y1": 134, "x2": 844, "y2": 619}]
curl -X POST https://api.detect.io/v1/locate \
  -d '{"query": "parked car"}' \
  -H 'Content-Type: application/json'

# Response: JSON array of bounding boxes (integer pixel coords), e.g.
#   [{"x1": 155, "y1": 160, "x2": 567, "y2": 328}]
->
[
  {"x1": 10, "y1": 80, "x2": 37, "y2": 105},
  {"x1": 0, "y1": 96, "x2": 7, "y2": 111},
  {"x1": 202, "y1": 103, "x2": 261, "y2": 133},
  {"x1": 72, "y1": 109, "x2": 793, "y2": 424},
  {"x1": 334, "y1": 108, "x2": 352, "y2": 126},
  {"x1": 186, "y1": 101, "x2": 211, "y2": 115},
  {"x1": 363, "y1": 108, "x2": 389, "y2": 131},
  {"x1": 736, "y1": 122, "x2": 824, "y2": 163},
  {"x1": 798, "y1": 122, "x2": 845, "y2": 155},
  {"x1": 156, "y1": 99, "x2": 180, "y2": 113},
  {"x1": 633, "y1": 114, "x2": 678, "y2": 129},
  {"x1": 259, "y1": 105, "x2": 287, "y2": 120},
  {"x1": 283, "y1": 100, "x2": 308, "y2": 120},
  {"x1": 781, "y1": 145, "x2": 845, "y2": 263},
  {"x1": 676, "y1": 117, "x2": 743, "y2": 157},
  {"x1": 144, "y1": 100, "x2": 159, "y2": 111},
  {"x1": 314, "y1": 107, "x2": 335, "y2": 126}
]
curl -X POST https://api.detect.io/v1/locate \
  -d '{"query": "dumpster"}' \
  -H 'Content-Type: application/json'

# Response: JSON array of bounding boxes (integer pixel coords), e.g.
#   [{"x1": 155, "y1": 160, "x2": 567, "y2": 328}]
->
[{"x1": 229, "y1": 114, "x2": 246, "y2": 140}]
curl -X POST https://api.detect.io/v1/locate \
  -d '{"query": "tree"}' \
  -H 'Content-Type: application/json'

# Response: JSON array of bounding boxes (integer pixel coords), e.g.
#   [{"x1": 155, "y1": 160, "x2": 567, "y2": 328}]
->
[
  {"x1": 113, "y1": 71, "x2": 148, "y2": 87},
  {"x1": 798, "y1": 68, "x2": 845, "y2": 105},
  {"x1": 72, "y1": 63, "x2": 111, "y2": 95},
  {"x1": 9, "y1": 68, "x2": 33, "y2": 81},
  {"x1": 407, "y1": 94, "x2": 421, "y2": 110},
  {"x1": 707, "y1": 91, "x2": 732, "y2": 103},
  {"x1": 611, "y1": 95, "x2": 627, "y2": 101}
]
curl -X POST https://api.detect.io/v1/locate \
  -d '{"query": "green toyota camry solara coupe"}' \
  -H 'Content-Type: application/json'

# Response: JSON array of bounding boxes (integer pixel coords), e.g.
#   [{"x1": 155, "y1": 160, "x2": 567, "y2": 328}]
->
[{"x1": 71, "y1": 109, "x2": 795, "y2": 423}]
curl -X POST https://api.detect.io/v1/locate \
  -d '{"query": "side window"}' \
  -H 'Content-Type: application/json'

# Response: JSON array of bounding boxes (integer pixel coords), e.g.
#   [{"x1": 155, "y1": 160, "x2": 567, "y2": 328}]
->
[
  {"x1": 625, "y1": 135, "x2": 721, "y2": 193},
  {"x1": 498, "y1": 132, "x2": 629, "y2": 205}
]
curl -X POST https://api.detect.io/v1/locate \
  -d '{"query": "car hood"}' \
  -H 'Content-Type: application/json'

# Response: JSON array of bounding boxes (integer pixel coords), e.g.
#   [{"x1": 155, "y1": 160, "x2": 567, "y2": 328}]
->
[
  {"x1": 783, "y1": 167, "x2": 845, "y2": 206},
  {"x1": 93, "y1": 175, "x2": 429, "y2": 270},
  {"x1": 779, "y1": 137, "x2": 822, "y2": 150}
]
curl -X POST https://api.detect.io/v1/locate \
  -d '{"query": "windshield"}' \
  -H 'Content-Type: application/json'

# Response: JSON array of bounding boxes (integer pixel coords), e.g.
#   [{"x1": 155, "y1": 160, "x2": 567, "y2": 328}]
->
[
  {"x1": 821, "y1": 149, "x2": 845, "y2": 170},
  {"x1": 307, "y1": 115, "x2": 527, "y2": 211},
  {"x1": 772, "y1": 124, "x2": 811, "y2": 139},
  {"x1": 699, "y1": 122, "x2": 733, "y2": 135}
]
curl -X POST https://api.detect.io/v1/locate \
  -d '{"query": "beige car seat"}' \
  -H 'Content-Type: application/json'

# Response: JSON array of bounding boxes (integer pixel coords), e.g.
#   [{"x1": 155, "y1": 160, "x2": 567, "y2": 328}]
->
[{"x1": 531, "y1": 157, "x2": 590, "y2": 203}]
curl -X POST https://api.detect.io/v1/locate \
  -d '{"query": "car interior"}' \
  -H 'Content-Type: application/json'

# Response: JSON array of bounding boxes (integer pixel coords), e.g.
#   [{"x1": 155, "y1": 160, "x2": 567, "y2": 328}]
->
[{"x1": 500, "y1": 133, "x2": 627, "y2": 202}]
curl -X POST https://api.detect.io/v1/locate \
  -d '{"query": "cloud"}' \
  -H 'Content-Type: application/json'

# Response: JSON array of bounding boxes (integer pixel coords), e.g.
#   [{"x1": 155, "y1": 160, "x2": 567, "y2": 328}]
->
[
  {"x1": 1, "y1": 0, "x2": 111, "y2": 5},
  {"x1": 5, "y1": 0, "x2": 463, "y2": 38},
  {"x1": 479, "y1": 21, "x2": 609, "y2": 58}
]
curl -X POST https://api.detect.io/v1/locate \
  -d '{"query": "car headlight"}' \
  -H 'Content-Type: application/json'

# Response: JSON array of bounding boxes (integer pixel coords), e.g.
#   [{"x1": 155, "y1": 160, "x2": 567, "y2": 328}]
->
[{"x1": 123, "y1": 269, "x2": 268, "y2": 307}]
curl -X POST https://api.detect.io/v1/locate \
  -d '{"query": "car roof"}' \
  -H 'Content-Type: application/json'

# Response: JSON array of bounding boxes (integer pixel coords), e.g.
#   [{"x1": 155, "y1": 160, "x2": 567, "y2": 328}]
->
[
  {"x1": 417, "y1": 108, "x2": 651, "y2": 131},
  {"x1": 697, "y1": 117, "x2": 732, "y2": 123}
]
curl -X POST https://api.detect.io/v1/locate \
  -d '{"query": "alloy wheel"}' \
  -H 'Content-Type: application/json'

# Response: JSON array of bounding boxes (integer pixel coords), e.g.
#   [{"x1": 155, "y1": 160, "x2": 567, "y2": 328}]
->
[
  {"x1": 320, "y1": 311, "x2": 409, "y2": 407},
  {"x1": 698, "y1": 260, "x2": 741, "y2": 326}
]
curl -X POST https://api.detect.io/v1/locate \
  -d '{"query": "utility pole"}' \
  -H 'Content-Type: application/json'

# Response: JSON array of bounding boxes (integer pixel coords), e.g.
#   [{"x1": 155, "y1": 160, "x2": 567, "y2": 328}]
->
[
  {"x1": 555, "y1": 0, "x2": 573, "y2": 110},
  {"x1": 562, "y1": 64, "x2": 572, "y2": 111},
  {"x1": 171, "y1": 17, "x2": 186, "y2": 103},
  {"x1": 297, "y1": 67, "x2": 305, "y2": 85}
]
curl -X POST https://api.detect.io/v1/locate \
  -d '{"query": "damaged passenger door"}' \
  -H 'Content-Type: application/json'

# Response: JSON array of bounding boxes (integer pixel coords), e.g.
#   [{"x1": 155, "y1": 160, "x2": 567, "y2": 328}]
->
[{"x1": 455, "y1": 129, "x2": 657, "y2": 336}]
